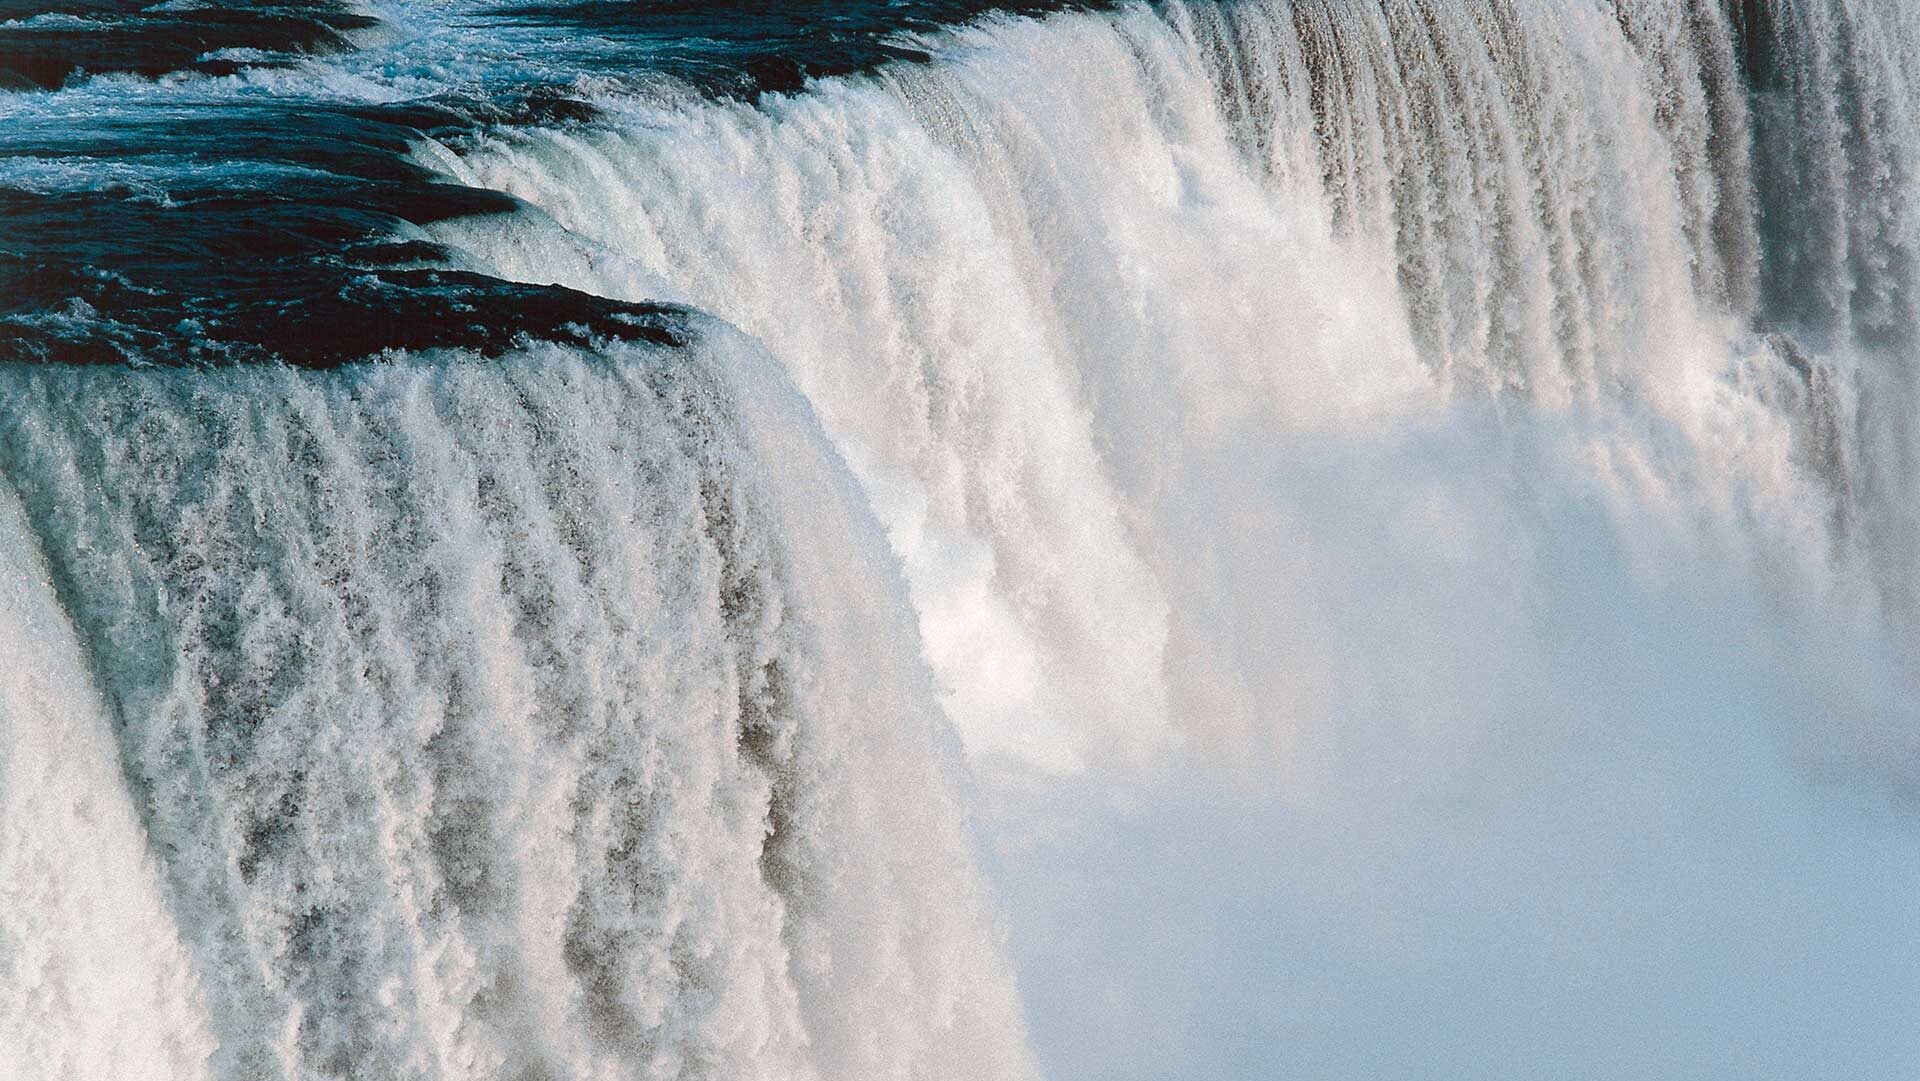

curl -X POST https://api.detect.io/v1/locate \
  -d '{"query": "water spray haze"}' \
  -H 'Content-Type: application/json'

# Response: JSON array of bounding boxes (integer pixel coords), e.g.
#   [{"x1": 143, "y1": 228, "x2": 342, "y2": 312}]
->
[
  {"x1": 419, "y1": 0, "x2": 1920, "y2": 1075},
  {"x1": 2, "y1": 0, "x2": 1917, "y2": 1077}
]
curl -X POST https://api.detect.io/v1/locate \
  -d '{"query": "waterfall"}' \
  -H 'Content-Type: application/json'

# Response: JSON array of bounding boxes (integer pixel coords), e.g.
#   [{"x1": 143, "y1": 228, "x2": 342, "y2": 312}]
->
[
  {"x1": 0, "y1": 332, "x2": 1037, "y2": 1081},
  {"x1": 4, "y1": 0, "x2": 1918, "y2": 1077},
  {"x1": 407, "y1": 1, "x2": 1920, "y2": 1075},
  {"x1": 418, "y1": 0, "x2": 1919, "y2": 766}
]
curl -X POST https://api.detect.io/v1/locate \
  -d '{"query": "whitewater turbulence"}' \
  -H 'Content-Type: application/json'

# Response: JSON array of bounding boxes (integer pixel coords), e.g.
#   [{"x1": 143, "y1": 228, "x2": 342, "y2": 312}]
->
[
  {"x1": 421, "y1": 0, "x2": 1920, "y2": 762},
  {"x1": 413, "y1": 0, "x2": 1919, "y2": 1076},
  {"x1": 0, "y1": 332, "x2": 1037, "y2": 1081},
  {"x1": 4, "y1": 0, "x2": 1919, "y2": 1078}
]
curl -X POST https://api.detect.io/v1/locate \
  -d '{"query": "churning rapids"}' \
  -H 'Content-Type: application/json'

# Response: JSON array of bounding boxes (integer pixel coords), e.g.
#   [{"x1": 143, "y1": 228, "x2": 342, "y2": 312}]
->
[{"x1": 2, "y1": 1, "x2": 1918, "y2": 1079}]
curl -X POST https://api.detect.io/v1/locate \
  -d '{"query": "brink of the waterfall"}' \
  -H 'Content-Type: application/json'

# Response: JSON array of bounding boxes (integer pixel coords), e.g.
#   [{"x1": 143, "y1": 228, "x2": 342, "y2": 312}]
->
[{"x1": 3, "y1": 2, "x2": 1917, "y2": 1080}]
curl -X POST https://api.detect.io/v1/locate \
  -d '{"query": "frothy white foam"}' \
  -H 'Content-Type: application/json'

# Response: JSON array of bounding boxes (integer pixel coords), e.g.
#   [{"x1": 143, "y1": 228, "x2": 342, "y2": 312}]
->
[
  {"x1": 417, "y1": 0, "x2": 1920, "y2": 1075},
  {"x1": 0, "y1": 335, "x2": 1037, "y2": 1081}
]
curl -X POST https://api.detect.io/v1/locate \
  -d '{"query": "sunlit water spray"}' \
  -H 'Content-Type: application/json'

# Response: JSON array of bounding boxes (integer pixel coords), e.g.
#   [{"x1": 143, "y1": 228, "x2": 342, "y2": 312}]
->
[
  {"x1": 415, "y1": 0, "x2": 1920, "y2": 1075},
  {"x1": 3, "y1": 0, "x2": 1917, "y2": 1077}
]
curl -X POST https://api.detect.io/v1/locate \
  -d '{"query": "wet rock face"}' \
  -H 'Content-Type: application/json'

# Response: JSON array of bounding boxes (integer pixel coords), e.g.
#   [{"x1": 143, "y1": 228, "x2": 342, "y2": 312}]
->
[{"x1": 3, "y1": 248, "x2": 692, "y2": 368}]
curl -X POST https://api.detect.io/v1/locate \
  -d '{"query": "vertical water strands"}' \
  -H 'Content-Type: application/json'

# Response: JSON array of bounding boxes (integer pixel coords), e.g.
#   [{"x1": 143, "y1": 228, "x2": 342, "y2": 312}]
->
[{"x1": 0, "y1": 335, "x2": 1037, "y2": 1081}]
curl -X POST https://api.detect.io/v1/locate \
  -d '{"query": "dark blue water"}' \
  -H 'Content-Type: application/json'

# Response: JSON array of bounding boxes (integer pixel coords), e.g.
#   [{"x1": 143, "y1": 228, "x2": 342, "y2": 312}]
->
[{"x1": 0, "y1": 0, "x2": 1088, "y2": 365}]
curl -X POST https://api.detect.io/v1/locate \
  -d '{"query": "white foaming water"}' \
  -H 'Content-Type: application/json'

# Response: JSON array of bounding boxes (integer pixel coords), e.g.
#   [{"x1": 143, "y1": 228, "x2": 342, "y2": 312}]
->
[
  {"x1": 4, "y1": 0, "x2": 1919, "y2": 1076},
  {"x1": 0, "y1": 334, "x2": 1037, "y2": 1081},
  {"x1": 410, "y1": 0, "x2": 1920, "y2": 1076},
  {"x1": 418, "y1": 0, "x2": 1917, "y2": 760},
  {"x1": 0, "y1": 480, "x2": 217, "y2": 1081}
]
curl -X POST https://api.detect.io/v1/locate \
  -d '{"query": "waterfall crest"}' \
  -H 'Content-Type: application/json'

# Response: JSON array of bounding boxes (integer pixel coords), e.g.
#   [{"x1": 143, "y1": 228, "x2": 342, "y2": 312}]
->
[{"x1": 420, "y1": 0, "x2": 1920, "y2": 768}]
